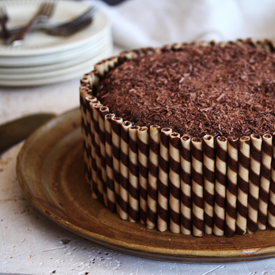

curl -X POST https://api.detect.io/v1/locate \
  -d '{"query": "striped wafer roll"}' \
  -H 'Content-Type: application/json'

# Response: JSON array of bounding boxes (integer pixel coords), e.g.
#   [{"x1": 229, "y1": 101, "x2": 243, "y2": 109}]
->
[
  {"x1": 105, "y1": 113, "x2": 116, "y2": 213},
  {"x1": 236, "y1": 136, "x2": 250, "y2": 235},
  {"x1": 111, "y1": 117, "x2": 123, "y2": 212},
  {"x1": 180, "y1": 135, "x2": 192, "y2": 235},
  {"x1": 119, "y1": 121, "x2": 132, "y2": 220},
  {"x1": 99, "y1": 106, "x2": 110, "y2": 207},
  {"x1": 90, "y1": 101, "x2": 100, "y2": 199},
  {"x1": 157, "y1": 128, "x2": 172, "y2": 232},
  {"x1": 169, "y1": 132, "x2": 181, "y2": 234},
  {"x1": 191, "y1": 137, "x2": 204, "y2": 237},
  {"x1": 247, "y1": 134, "x2": 262, "y2": 234},
  {"x1": 202, "y1": 134, "x2": 215, "y2": 234},
  {"x1": 129, "y1": 126, "x2": 140, "y2": 223},
  {"x1": 258, "y1": 134, "x2": 272, "y2": 230},
  {"x1": 268, "y1": 133, "x2": 275, "y2": 229},
  {"x1": 138, "y1": 126, "x2": 149, "y2": 224},
  {"x1": 92, "y1": 102, "x2": 104, "y2": 203},
  {"x1": 147, "y1": 125, "x2": 161, "y2": 229},
  {"x1": 225, "y1": 136, "x2": 239, "y2": 237},
  {"x1": 213, "y1": 136, "x2": 228, "y2": 236}
]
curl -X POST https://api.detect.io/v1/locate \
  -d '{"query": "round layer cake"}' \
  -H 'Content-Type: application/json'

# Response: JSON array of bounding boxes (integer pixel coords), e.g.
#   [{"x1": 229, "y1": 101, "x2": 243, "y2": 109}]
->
[{"x1": 79, "y1": 39, "x2": 275, "y2": 237}]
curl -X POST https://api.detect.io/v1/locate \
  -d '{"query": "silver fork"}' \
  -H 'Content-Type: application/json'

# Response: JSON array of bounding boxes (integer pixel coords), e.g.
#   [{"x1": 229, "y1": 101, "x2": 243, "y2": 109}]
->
[
  {"x1": 0, "y1": 6, "x2": 10, "y2": 40},
  {"x1": 11, "y1": 1, "x2": 55, "y2": 46}
]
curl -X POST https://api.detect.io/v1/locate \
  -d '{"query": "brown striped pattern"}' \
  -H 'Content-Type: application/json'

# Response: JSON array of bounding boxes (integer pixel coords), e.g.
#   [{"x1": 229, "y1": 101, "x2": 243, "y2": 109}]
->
[
  {"x1": 169, "y1": 132, "x2": 181, "y2": 233},
  {"x1": 119, "y1": 121, "x2": 132, "y2": 220},
  {"x1": 225, "y1": 137, "x2": 239, "y2": 237},
  {"x1": 147, "y1": 125, "x2": 161, "y2": 229},
  {"x1": 138, "y1": 126, "x2": 149, "y2": 224},
  {"x1": 129, "y1": 126, "x2": 140, "y2": 223},
  {"x1": 90, "y1": 100, "x2": 100, "y2": 199},
  {"x1": 180, "y1": 135, "x2": 192, "y2": 235},
  {"x1": 213, "y1": 136, "x2": 227, "y2": 236},
  {"x1": 105, "y1": 113, "x2": 116, "y2": 213},
  {"x1": 111, "y1": 117, "x2": 123, "y2": 212},
  {"x1": 99, "y1": 106, "x2": 110, "y2": 207},
  {"x1": 191, "y1": 137, "x2": 204, "y2": 237},
  {"x1": 92, "y1": 103, "x2": 104, "y2": 203},
  {"x1": 236, "y1": 136, "x2": 250, "y2": 234},
  {"x1": 247, "y1": 134, "x2": 262, "y2": 234},
  {"x1": 258, "y1": 134, "x2": 272, "y2": 230},
  {"x1": 157, "y1": 128, "x2": 172, "y2": 232},
  {"x1": 268, "y1": 133, "x2": 275, "y2": 229},
  {"x1": 202, "y1": 135, "x2": 215, "y2": 234}
]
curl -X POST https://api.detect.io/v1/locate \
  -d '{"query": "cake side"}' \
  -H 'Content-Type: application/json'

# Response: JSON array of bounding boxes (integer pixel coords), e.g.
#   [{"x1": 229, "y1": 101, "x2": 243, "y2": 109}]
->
[{"x1": 79, "y1": 39, "x2": 275, "y2": 237}]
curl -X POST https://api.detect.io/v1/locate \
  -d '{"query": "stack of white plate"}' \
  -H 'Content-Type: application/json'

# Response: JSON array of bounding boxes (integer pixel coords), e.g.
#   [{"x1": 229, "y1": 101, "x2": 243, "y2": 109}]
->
[{"x1": 0, "y1": 0, "x2": 112, "y2": 87}]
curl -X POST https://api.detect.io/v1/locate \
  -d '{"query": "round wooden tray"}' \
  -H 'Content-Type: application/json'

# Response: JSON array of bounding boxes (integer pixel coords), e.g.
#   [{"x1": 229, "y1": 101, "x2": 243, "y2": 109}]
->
[{"x1": 16, "y1": 108, "x2": 275, "y2": 263}]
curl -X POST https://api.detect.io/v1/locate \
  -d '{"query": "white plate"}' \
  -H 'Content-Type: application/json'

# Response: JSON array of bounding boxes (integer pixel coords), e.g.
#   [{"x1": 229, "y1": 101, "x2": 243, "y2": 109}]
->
[
  {"x1": 0, "y1": 40, "x2": 112, "y2": 79},
  {"x1": 0, "y1": 27, "x2": 111, "y2": 66},
  {"x1": 0, "y1": 0, "x2": 111, "y2": 56},
  {"x1": 0, "y1": 45, "x2": 112, "y2": 86},
  {"x1": 0, "y1": 32, "x2": 112, "y2": 69}
]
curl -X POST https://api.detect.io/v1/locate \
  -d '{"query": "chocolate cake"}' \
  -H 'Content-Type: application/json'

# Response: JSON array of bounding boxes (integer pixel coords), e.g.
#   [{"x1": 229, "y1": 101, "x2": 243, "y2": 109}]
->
[{"x1": 79, "y1": 39, "x2": 275, "y2": 237}]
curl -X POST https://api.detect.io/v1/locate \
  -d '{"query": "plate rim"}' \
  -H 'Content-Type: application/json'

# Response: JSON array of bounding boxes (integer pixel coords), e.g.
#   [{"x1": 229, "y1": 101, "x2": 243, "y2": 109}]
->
[{"x1": 16, "y1": 108, "x2": 275, "y2": 263}]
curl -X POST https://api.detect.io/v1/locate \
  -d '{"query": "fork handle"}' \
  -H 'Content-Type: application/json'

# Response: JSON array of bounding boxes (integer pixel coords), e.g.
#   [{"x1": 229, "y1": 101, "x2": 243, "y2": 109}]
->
[{"x1": 10, "y1": 14, "x2": 39, "y2": 45}]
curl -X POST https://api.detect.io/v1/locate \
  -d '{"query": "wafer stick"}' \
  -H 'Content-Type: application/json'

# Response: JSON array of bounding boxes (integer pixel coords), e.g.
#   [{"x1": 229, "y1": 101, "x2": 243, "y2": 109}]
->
[
  {"x1": 119, "y1": 121, "x2": 132, "y2": 220},
  {"x1": 129, "y1": 126, "x2": 140, "y2": 222},
  {"x1": 258, "y1": 134, "x2": 272, "y2": 230},
  {"x1": 180, "y1": 135, "x2": 192, "y2": 235},
  {"x1": 247, "y1": 134, "x2": 262, "y2": 234},
  {"x1": 111, "y1": 117, "x2": 123, "y2": 212},
  {"x1": 225, "y1": 136, "x2": 239, "y2": 237},
  {"x1": 138, "y1": 126, "x2": 149, "y2": 224},
  {"x1": 236, "y1": 136, "x2": 250, "y2": 234},
  {"x1": 89, "y1": 100, "x2": 100, "y2": 199},
  {"x1": 213, "y1": 136, "x2": 228, "y2": 236},
  {"x1": 268, "y1": 133, "x2": 275, "y2": 229},
  {"x1": 191, "y1": 137, "x2": 204, "y2": 237},
  {"x1": 169, "y1": 132, "x2": 181, "y2": 233},
  {"x1": 157, "y1": 128, "x2": 172, "y2": 232},
  {"x1": 105, "y1": 113, "x2": 116, "y2": 213},
  {"x1": 92, "y1": 102, "x2": 104, "y2": 203},
  {"x1": 99, "y1": 106, "x2": 110, "y2": 207},
  {"x1": 202, "y1": 134, "x2": 215, "y2": 234},
  {"x1": 147, "y1": 125, "x2": 161, "y2": 229}
]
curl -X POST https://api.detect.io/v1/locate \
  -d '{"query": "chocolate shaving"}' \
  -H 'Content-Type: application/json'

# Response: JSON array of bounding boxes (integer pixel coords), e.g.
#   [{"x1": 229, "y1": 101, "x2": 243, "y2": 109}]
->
[{"x1": 97, "y1": 43, "x2": 275, "y2": 138}]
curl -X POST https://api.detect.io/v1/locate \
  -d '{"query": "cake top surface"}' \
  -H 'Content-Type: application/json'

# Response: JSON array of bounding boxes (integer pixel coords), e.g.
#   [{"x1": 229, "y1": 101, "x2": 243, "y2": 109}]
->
[{"x1": 96, "y1": 43, "x2": 275, "y2": 138}]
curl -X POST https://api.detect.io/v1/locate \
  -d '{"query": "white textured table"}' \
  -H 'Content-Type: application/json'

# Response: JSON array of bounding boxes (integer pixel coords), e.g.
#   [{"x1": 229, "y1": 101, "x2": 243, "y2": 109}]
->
[{"x1": 1, "y1": 48, "x2": 275, "y2": 275}]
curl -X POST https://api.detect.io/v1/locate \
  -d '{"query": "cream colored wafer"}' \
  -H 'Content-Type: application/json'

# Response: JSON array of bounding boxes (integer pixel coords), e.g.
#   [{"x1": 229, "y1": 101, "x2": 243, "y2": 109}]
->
[
  {"x1": 98, "y1": 106, "x2": 110, "y2": 207},
  {"x1": 213, "y1": 136, "x2": 228, "y2": 236},
  {"x1": 111, "y1": 117, "x2": 123, "y2": 212},
  {"x1": 157, "y1": 128, "x2": 172, "y2": 232},
  {"x1": 258, "y1": 134, "x2": 272, "y2": 230},
  {"x1": 236, "y1": 136, "x2": 250, "y2": 235},
  {"x1": 202, "y1": 134, "x2": 215, "y2": 234},
  {"x1": 169, "y1": 132, "x2": 181, "y2": 234},
  {"x1": 268, "y1": 133, "x2": 275, "y2": 229},
  {"x1": 147, "y1": 125, "x2": 161, "y2": 229},
  {"x1": 105, "y1": 113, "x2": 116, "y2": 213},
  {"x1": 247, "y1": 134, "x2": 262, "y2": 234},
  {"x1": 119, "y1": 121, "x2": 132, "y2": 220},
  {"x1": 137, "y1": 126, "x2": 149, "y2": 225},
  {"x1": 191, "y1": 137, "x2": 204, "y2": 237},
  {"x1": 225, "y1": 136, "x2": 239, "y2": 237},
  {"x1": 180, "y1": 135, "x2": 192, "y2": 235},
  {"x1": 129, "y1": 126, "x2": 140, "y2": 223}
]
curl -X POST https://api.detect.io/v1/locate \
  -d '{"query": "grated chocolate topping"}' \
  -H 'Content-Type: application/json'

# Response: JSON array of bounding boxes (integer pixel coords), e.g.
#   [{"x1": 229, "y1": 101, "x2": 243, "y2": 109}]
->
[{"x1": 97, "y1": 43, "x2": 275, "y2": 138}]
